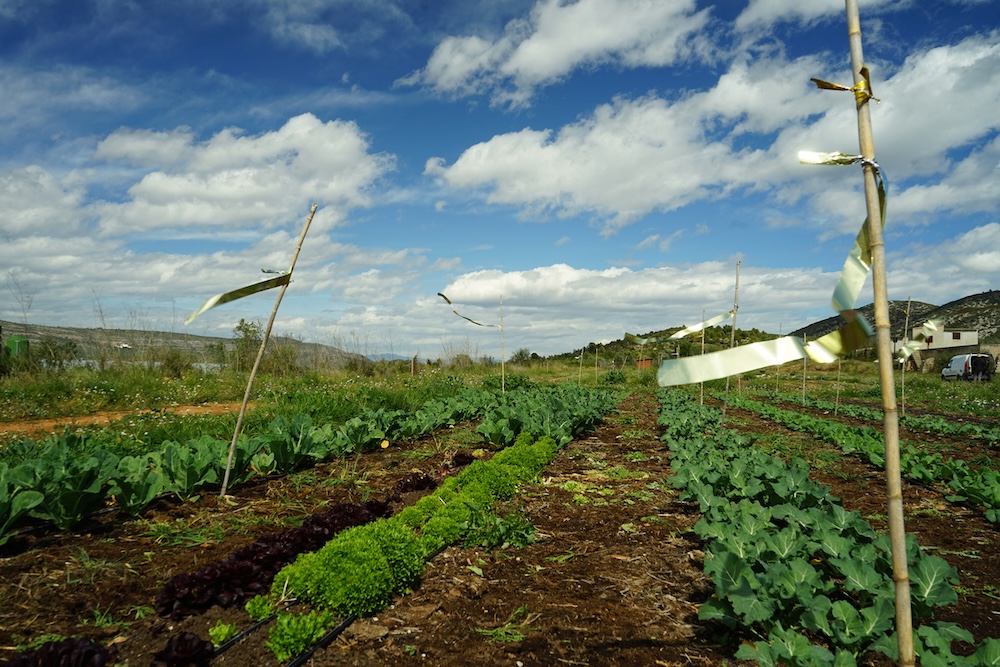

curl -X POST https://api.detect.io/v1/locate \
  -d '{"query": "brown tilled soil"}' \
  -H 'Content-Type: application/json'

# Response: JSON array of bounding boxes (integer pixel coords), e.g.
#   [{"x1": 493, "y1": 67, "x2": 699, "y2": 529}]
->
[
  {"x1": 0, "y1": 391, "x2": 997, "y2": 666},
  {"x1": 0, "y1": 402, "x2": 247, "y2": 439}
]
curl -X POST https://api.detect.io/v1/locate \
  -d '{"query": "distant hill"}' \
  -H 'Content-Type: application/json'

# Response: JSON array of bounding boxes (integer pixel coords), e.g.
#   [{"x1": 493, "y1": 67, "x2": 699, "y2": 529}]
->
[
  {"x1": 0, "y1": 319, "x2": 362, "y2": 368},
  {"x1": 789, "y1": 290, "x2": 1000, "y2": 343},
  {"x1": 554, "y1": 290, "x2": 1000, "y2": 362}
]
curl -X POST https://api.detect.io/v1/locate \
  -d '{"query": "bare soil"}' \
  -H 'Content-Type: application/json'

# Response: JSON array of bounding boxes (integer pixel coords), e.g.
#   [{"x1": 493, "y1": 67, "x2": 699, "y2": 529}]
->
[
  {"x1": 0, "y1": 391, "x2": 997, "y2": 666},
  {"x1": 0, "y1": 402, "x2": 247, "y2": 439}
]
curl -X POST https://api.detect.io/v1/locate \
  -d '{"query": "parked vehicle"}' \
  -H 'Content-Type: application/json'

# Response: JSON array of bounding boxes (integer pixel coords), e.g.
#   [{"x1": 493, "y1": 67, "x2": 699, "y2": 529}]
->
[{"x1": 941, "y1": 353, "x2": 993, "y2": 381}]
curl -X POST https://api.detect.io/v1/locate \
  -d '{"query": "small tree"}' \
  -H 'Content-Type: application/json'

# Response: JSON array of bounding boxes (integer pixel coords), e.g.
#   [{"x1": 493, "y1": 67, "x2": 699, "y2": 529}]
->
[
  {"x1": 509, "y1": 347, "x2": 532, "y2": 364},
  {"x1": 36, "y1": 337, "x2": 78, "y2": 371},
  {"x1": 232, "y1": 319, "x2": 263, "y2": 373}
]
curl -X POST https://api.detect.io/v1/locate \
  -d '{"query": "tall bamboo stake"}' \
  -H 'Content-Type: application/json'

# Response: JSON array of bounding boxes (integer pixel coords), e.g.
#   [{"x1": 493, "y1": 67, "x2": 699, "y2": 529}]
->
[
  {"x1": 720, "y1": 260, "x2": 740, "y2": 423},
  {"x1": 843, "y1": 2, "x2": 914, "y2": 663},
  {"x1": 220, "y1": 202, "x2": 318, "y2": 497}
]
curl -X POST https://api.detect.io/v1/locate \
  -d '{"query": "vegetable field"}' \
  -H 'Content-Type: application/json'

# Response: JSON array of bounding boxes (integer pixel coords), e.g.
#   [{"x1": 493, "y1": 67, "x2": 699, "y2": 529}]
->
[{"x1": 1, "y1": 364, "x2": 999, "y2": 666}]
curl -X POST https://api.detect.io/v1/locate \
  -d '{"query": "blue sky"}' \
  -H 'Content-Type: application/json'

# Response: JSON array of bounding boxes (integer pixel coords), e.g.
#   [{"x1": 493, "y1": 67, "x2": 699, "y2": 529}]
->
[{"x1": 1, "y1": 0, "x2": 998, "y2": 360}]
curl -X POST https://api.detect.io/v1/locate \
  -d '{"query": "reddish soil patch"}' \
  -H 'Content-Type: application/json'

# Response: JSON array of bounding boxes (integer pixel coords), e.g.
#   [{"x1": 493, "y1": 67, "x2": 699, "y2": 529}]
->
[{"x1": 0, "y1": 403, "x2": 248, "y2": 438}]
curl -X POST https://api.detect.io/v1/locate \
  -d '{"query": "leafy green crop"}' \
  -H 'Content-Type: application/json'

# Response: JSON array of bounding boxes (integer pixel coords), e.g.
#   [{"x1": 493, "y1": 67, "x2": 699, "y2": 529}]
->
[
  {"x1": 109, "y1": 455, "x2": 166, "y2": 516},
  {"x1": 658, "y1": 389, "x2": 993, "y2": 666},
  {"x1": 0, "y1": 463, "x2": 44, "y2": 545},
  {"x1": 8, "y1": 439, "x2": 118, "y2": 530},
  {"x1": 265, "y1": 610, "x2": 334, "y2": 663},
  {"x1": 208, "y1": 620, "x2": 238, "y2": 647},
  {"x1": 244, "y1": 595, "x2": 274, "y2": 621},
  {"x1": 462, "y1": 504, "x2": 537, "y2": 549},
  {"x1": 160, "y1": 438, "x2": 220, "y2": 501},
  {"x1": 725, "y1": 394, "x2": 1000, "y2": 524}
]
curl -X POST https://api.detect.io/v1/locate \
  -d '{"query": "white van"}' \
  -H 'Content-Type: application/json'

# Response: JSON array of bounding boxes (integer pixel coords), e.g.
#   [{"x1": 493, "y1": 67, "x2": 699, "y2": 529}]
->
[{"x1": 941, "y1": 353, "x2": 993, "y2": 381}]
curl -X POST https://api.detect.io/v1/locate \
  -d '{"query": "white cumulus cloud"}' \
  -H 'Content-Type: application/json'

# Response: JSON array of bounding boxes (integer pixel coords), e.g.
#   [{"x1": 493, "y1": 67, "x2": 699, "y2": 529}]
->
[{"x1": 94, "y1": 113, "x2": 395, "y2": 236}]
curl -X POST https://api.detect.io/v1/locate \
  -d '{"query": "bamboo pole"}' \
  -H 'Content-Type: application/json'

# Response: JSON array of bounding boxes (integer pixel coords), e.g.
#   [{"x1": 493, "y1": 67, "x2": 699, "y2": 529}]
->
[
  {"x1": 220, "y1": 202, "x2": 318, "y2": 497},
  {"x1": 843, "y1": 2, "x2": 914, "y2": 663},
  {"x1": 721, "y1": 260, "x2": 740, "y2": 423}
]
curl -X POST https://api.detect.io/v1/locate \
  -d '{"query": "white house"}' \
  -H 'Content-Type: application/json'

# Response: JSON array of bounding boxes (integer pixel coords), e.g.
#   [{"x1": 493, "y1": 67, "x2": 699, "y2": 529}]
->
[{"x1": 894, "y1": 327, "x2": 978, "y2": 355}]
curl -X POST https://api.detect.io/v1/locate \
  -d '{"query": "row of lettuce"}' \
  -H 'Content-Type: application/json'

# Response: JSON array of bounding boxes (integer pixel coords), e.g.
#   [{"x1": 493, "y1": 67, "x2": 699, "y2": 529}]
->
[
  {"x1": 724, "y1": 393, "x2": 1000, "y2": 524},
  {"x1": 0, "y1": 383, "x2": 612, "y2": 547},
  {"x1": 254, "y1": 384, "x2": 622, "y2": 663},
  {"x1": 2, "y1": 382, "x2": 623, "y2": 665},
  {"x1": 658, "y1": 389, "x2": 999, "y2": 666}
]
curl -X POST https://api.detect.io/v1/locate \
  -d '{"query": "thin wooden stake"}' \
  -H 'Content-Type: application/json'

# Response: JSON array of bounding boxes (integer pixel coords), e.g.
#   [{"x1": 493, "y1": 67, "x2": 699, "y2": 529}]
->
[
  {"x1": 700, "y1": 309, "x2": 706, "y2": 405},
  {"x1": 843, "y1": 2, "x2": 915, "y2": 663},
  {"x1": 901, "y1": 296, "x2": 912, "y2": 418},
  {"x1": 499, "y1": 294, "x2": 505, "y2": 393},
  {"x1": 220, "y1": 202, "x2": 318, "y2": 497},
  {"x1": 721, "y1": 260, "x2": 740, "y2": 423},
  {"x1": 775, "y1": 322, "x2": 781, "y2": 394},
  {"x1": 802, "y1": 335, "x2": 807, "y2": 406},
  {"x1": 835, "y1": 358, "x2": 842, "y2": 415}
]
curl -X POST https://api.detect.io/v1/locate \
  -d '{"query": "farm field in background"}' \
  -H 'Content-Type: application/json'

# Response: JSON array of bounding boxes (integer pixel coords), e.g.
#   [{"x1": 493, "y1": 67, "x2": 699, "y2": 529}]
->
[{"x1": 1, "y1": 359, "x2": 998, "y2": 665}]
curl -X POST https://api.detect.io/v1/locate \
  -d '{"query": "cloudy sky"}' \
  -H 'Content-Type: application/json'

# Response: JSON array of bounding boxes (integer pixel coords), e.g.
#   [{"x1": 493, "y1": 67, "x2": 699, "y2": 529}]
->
[{"x1": 1, "y1": 0, "x2": 998, "y2": 360}]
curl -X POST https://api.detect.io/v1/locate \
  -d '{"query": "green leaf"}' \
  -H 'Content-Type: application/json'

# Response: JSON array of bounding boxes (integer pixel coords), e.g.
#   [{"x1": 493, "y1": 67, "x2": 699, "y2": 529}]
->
[
  {"x1": 973, "y1": 638, "x2": 1000, "y2": 666},
  {"x1": 830, "y1": 600, "x2": 868, "y2": 646},
  {"x1": 730, "y1": 577, "x2": 774, "y2": 624},
  {"x1": 697, "y1": 596, "x2": 737, "y2": 627},
  {"x1": 858, "y1": 597, "x2": 894, "y2": 639},
  {"x1": 736, "y1": 640, "x2": 779, "y2": 667},
  {"x1": 917, "y1": 622, "x2": 974, "y2": 653},
  {"x1": 800, "y1": 595, "x2": 833, "y2": 638},
  {"x1": 831, "y1": 556, "x2": 884, "y2": 594},
  {"x1": 704, "y1": 551, "x2": 755, "y2": 597},
  {"x1": 910, "y1": 555, "x2": 959, "y2": 609},
  {"x1": 833, "y1": 650, "x2": 858, "y2": 667}
]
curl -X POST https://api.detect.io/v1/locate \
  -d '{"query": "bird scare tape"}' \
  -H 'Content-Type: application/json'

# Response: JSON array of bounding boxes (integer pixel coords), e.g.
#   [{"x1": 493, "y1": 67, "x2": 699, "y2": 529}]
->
[
  {"x1": 437, "y1": 292, "x2": 499, "y2": 328},
  {"x1": 626, "y1": 310, "x2": 734, "y2": 345},
  {"x1": 185, "y1": 274, "x2": 291, "y2": 325},
  {"x1": 810, "y1": 66, "x2": 879, "y2": 105},
  {"x1": 657, "y1": 156, "x2": 886, "y2": 387},
  {"x1": 897, "y1": 319, "x2": 943, "y2": 362}
]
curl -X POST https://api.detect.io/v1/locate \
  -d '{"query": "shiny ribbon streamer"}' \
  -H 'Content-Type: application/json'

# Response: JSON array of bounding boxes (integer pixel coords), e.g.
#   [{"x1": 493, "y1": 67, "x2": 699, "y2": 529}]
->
[
  {"x1": 625, "y1": 332, "x2": 664, "y2": 345},
  {"x1": 797, "y1": 153, "x2": 888, "y2": 313},
  {"x1": 437, "y1": 292, "x2": 499, "y2": 328},
  {"x1": 658, "y1": 155, "x2": 887, "y2": 387},
  {"x1": 657, "y1": 314, "x2": 872, "y2": 385},
  {"x1": 896, "y1": 319, "x2": 943, "y2": 361},
  {"x1": 185, "y1": 274, "x2": 291, "y2": 325},
  {"x1": 811, "y1": 65, "x2": 878, "y2": 104},
  {"x1": 626, "y1": 310, "x2": 734, "y2": 345},
  {"x1": 668, "y1": 310, "x2": 735, "y2": 340}
]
